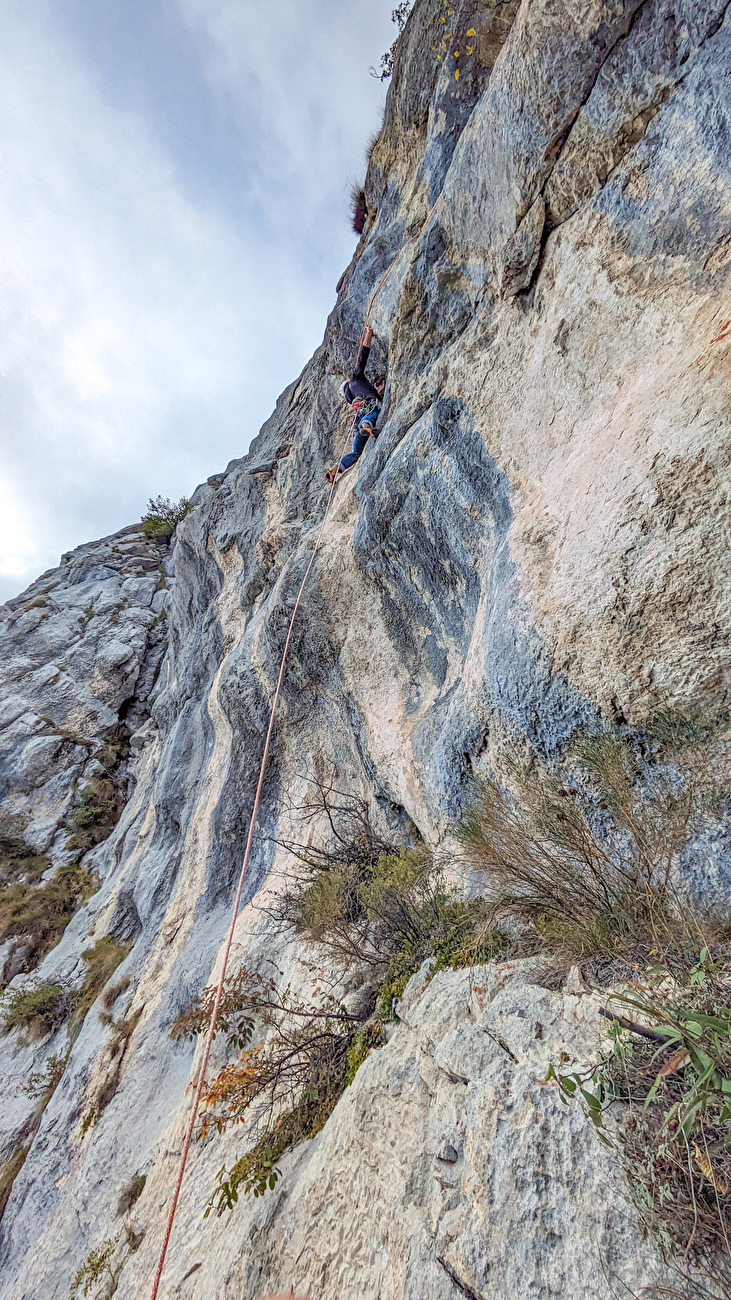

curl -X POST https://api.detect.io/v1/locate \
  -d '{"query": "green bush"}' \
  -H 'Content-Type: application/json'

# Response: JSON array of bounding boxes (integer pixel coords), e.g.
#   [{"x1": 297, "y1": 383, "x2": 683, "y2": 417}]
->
[
  {"x1": 548, "y1": 974, "x2": 731, "y2": 1296},
  {"x1": 140, "y1": 495, "x2": 190, "y2": 539},
  {"x1": 0, "y1": 865, "x2": 99, "y2": 978},
  {"x1": 1, "y1": 982, "x2": 71, "y2": 1038},
  {"x1": 0, "y1": 815, "x2": 50, "y2": 887}
]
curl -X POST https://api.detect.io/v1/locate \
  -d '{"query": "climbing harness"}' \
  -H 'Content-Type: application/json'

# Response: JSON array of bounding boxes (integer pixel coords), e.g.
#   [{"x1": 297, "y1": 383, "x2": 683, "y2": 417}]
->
[{"x1": 149, "y1": 186, "x2": 446, "y2": 1300}]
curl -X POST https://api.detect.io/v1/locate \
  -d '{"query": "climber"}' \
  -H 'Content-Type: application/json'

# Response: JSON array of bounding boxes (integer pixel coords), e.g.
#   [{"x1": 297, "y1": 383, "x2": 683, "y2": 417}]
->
[{"x1": 326, "y1": 326, "x2": 385, "y2": 482}]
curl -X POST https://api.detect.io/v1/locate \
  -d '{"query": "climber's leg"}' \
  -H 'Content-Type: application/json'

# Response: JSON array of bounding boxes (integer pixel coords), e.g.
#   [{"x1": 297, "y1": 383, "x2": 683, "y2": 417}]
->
[
  {"x1": 325, "y1": 406, "x2": 381, "y2": 482},
  {"x1": 338, "y1": 428, "x2": 370, "y2": 472}
]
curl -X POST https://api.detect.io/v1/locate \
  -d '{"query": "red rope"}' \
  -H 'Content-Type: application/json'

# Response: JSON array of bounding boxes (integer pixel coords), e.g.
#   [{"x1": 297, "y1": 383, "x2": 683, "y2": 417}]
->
[
  {"x1": 363, "y1": 191, "x2": 443, "y2": 329},
  {"x1": 150, "y1": 189, "x2": 444, "y2": 1298},
  {"x1": 149, "y1": 425, "x2": 351, "y2": 1300}
]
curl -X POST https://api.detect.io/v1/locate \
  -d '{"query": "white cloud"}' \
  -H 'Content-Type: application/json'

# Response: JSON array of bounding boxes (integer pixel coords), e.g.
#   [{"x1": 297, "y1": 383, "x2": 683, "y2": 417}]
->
[{"x1": 0, "y1": 0, "x2": 394, "y2": 601}]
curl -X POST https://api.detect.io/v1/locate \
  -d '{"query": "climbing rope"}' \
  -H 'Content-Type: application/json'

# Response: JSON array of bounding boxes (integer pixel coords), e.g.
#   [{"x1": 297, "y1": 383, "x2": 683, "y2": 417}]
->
[
  {"x1": 150, "y1": 187, "x2": 445, "y2": 1300},
  {"x1": 148, "y1": 423, "x2": 353, "y2": 1300},
  {"x1": 363, "y1": 190, "x2": 443, "y2": 329}
]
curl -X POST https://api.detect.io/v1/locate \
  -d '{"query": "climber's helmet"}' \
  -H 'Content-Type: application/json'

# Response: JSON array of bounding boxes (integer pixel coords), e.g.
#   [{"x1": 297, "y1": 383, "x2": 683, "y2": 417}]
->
[{"x1": 340, "y1": 380, "x2": 352, "y2": 403}]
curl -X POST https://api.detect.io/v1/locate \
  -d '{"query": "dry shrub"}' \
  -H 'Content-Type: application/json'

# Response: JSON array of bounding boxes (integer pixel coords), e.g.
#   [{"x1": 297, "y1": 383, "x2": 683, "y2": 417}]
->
[
  {"x1": 457, "y1": 722, "x2": 730, "y2": 980},
  {"x1": 81, "y1": 1005, "x2": 142, "y2": 1132},
  {"x1": 550, "y1": 972, "x2": 731, "y2": 1298},
  {"x1": 117, "y1": 1172, "x2": 146, "y2": 1217},
  {"x1": 101, "y1": 976, "x2": 131, "y2": 1012},
  {"x1": 0, "y1": 865, "x2": 99, "y2": 979},
  {"x1": 180, "y1": 783, "x2": 508, "y2": 1213},
  {"x1": 70, "y1": 936, "x2": 131, "y2": 1036}
]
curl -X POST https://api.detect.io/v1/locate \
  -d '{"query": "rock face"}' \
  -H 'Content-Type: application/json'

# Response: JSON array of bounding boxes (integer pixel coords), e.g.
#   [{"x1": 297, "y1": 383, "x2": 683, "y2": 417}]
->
[
  {"x1": 1, "y1": 0, "x2": 730, "y2": 1296},
  {"x1": 0, "y1": 525, "x2": 170, "y2": 852}
]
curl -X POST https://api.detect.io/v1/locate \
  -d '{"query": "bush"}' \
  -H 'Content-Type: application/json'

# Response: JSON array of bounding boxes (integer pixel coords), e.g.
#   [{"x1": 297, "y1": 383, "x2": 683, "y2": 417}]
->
[
  {"x1": 186, "y1": 975, "x2": 357, "y2": 1214},
  {"x1": 23, "y1": 1052, "x2": 69, "y2": 1098},
  {"x1": 69, "y1": 1237, "x2": 118, "y2": 1300},
  {"x1": 64, "y1": 777, "x2": 128, "y2": 857},
  {"x1": 293, "y1": 843, "x2": 508, "y2": 1001},
  {"x1": 140, "y1": 495, "x2": 190, "y2": 540},
  {"x1": 2, "y1": 935, "x2": 129, "y2": 1045},
  {"x1": 1, "y1": 982, "x2": 71, "y2": 1038},
  {"x1": 182, "y1": 785, "x2": 508, "y2": 1211},
  {"x1": 344, "y1": 1021, "x2": 383, "y2": 1085},
  {"x1": 456, "y1": 725, "x2": 730, "y2": 981},
  {"x1": 204, "y1": 1023, "x2": 353, "y2": 1211},
  {"x1": 69, "y1": 1226, "x2": 142, "y2": 1299},
  {"x1": 0, "y1": 725, "x2": 131, "y2": 982},
  {"x1": 0, "y1": 865, "x2": 99, "y2": 980},
  {"x1": 0, "y1": 815, "x2": 49, "y2": 888},
  {"x1": 71, "y1": 937, "x2": 131, "y2": 1035},
  {"x1": 549, "y1": 973, "x2": 731, "y2": 1296}
]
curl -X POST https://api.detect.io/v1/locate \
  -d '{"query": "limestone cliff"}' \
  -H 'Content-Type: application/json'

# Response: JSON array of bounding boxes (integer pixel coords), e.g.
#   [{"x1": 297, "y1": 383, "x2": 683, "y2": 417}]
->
[{"x1": 1, "y1": 1, "x2": 730, "y2": 1296}]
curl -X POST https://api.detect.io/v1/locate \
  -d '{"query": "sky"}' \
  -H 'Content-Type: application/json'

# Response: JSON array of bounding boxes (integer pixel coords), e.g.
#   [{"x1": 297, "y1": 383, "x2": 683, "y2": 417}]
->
[{"x1": 0, "y1": 0, "x2": 397, "y2": 602}]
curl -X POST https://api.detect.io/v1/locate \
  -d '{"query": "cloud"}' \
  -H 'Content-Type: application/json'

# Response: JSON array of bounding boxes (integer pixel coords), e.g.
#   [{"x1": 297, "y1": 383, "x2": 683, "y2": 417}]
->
[{"x1": 0, "y1": 0, "x2": 394, "y2": 601}]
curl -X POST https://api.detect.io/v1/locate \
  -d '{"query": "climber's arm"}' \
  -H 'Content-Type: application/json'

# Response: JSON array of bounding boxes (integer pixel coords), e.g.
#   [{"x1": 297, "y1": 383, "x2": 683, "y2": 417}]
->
[{"x1": 352, "y1": 326, "x2": 374, "y2": 380}]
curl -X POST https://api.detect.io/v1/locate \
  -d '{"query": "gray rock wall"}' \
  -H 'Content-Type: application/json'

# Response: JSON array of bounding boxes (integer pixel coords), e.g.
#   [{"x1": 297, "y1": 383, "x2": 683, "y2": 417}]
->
[{"x1": 0, "y1": 0, "x2": 730, "y2": 1296}]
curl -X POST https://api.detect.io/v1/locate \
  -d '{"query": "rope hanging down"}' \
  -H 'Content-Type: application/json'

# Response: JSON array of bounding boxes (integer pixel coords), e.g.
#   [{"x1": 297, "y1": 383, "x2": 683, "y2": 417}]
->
[
  {"x1": 149, "y1": 434, "x2": 349, "y2": 1299},
  {"x1": 149, "y1": 188, "x2": 444, "y2": 1300}
]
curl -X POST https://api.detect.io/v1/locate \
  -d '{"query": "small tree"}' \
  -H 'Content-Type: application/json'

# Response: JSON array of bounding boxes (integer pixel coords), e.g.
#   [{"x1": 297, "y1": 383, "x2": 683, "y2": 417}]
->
[
  {"x1": 369, "y1": 2, "x2": 413, "y2": 80},
  {"x1": 140, "y1": 495, "x2": 190, "y2": 540}
]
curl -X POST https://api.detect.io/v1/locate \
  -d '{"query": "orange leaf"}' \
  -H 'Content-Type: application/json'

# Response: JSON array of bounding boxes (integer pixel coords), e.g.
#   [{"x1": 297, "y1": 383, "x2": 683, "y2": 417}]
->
[{"x1": 657, "y1": 1048, "x2": 690, "y2": 1079}]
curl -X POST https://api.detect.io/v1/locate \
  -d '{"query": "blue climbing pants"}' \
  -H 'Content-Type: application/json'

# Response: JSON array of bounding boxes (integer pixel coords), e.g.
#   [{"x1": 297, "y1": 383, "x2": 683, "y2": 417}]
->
[{"x1": 340, "y1": 404, "x2": 380, "y2": 470}]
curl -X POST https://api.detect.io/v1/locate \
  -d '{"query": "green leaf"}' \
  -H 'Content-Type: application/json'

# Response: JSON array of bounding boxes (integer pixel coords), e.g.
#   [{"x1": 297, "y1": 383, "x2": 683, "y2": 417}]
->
[{"x1": 580, "y1": 1087, "x2": 602, "y2": 1112}]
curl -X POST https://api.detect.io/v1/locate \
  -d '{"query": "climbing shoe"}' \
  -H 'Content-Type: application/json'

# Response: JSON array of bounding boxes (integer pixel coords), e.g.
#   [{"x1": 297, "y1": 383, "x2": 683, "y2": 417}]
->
[{"x1": 326, "y1": 464, "x2": 339, "y2": 483}]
